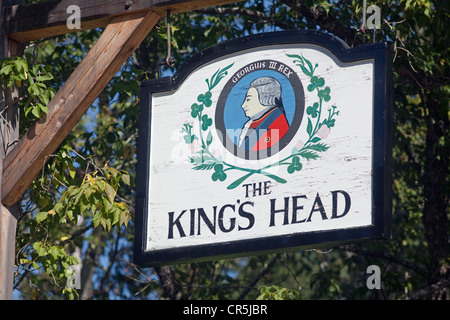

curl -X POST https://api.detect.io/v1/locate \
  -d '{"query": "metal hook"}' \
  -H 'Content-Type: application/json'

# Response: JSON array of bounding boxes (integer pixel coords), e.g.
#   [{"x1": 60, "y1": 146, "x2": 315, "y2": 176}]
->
[
  {"x1": 163, "y1": 10, "x2": 175, "y2": 68},
  {"x1": 359, "y1": 0, "x2": 376, "y2": 44},
  {"x1": 360, "y1": 0, "x2": 367, "y2": 32}
]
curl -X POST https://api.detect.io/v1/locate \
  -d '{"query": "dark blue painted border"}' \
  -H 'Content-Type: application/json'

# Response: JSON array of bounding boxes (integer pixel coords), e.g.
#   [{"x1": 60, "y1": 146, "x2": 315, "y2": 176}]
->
[{"x1": 134, "y1": 30, "x2": 393, "y2": 267}]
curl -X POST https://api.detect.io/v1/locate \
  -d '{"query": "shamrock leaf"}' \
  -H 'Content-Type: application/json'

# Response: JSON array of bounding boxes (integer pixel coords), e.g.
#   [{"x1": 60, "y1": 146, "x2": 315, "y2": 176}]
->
[
  {"x1": 287, "y1": 156, "x2": 302, "y2": 174},
  {"x1": 306, "y1": 102, "x2": 319, "y2": 118},
  {"x1": 201, "y1": 114, "x2": 213, "y2": 131},
  {"x1": 323, "y1": 118, "x2": 336, "y2": 128},
  {"x1": 318, "y1": 87, "x2": 331, "y2": 102},
  {"x1": 183, "y1": 134, "x2": 197, "y2": 144},
  {"x1": 197, "y1": 91, "x2": 212, "y2": 107},
  {"x1": 307, "y1": 76, "x2": 325, "y2": 92},
  {"x1": 191, "y1": 103, "x2": 203, "y2": 118},
  {"x1": 212, "y1": 164, "x2": 227, "y2": 181}
]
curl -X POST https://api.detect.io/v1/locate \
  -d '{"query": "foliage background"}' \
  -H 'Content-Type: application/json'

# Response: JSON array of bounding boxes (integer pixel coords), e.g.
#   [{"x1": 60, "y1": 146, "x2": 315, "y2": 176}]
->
[{"x1": 1, "y1": 0, "x2": 448, "y2": 300}]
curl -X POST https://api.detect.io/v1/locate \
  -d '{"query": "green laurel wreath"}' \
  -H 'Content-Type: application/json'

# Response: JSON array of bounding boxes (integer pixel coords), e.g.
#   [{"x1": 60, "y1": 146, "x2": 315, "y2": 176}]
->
[{"x1": 181, "y1": 54, "x2": 339, "y2": 190}]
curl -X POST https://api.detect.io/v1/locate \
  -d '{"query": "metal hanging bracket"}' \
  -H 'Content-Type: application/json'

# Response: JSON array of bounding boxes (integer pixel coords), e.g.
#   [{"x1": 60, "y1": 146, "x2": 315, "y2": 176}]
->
[
  {"x1": 161, "y1": 10, "x2": 176, "y2": 69},
  {"x1": 359, "y1": 0, "x2": 377, "y2": 44}
]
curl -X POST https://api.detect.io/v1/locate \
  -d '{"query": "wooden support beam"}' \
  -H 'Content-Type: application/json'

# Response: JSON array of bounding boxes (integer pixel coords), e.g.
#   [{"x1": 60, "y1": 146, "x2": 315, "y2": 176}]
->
[
  {"x1": 5, "y1": 0, "x2": 239, "y2": 43},
  {"x1": 1, "y1": 10, "x2": 161, "y2": 207},
  {"x1": 0, "y1": 204, "x2": 19, "y2": 299}
]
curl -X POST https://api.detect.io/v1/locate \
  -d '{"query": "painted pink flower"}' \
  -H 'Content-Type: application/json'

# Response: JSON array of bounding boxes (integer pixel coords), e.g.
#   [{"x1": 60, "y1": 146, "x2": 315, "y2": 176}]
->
[
  {"x1": 188, "y1": 139, "x2": 201, "y2": 155},
  {"x1": 316, "y1": 125, "x2": 331, "y2": 139},
  {"x1": 295, "y1": 140, "x2": 304, "y2": 150}
]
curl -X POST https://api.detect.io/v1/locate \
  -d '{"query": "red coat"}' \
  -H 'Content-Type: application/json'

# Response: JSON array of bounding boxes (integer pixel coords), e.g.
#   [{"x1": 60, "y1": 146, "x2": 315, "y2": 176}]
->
[{"x1": 241, "y1": 107, "x2": 289, "y2": 151}]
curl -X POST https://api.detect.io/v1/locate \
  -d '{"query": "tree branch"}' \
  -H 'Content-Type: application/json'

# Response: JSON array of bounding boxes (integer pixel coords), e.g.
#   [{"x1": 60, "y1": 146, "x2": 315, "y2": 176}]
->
[
  {"x1": 403, "y1": 279, "x2": 450, "y2": 300},
  {"x1": 279, "y1": 0, "x2": 366, "y2": 46},
  {"x1": 340, "y1": 245, "x2": 429, "y2": 279},
  {"x1": 154, "y1": 265, "x2": 182, "y2": 299},
  {"x1": 197, "y1": 7, "x2": 294, "y2": 31},
  {"x1": 237, "y1": 253, "x2": 282, "y2": 300}
]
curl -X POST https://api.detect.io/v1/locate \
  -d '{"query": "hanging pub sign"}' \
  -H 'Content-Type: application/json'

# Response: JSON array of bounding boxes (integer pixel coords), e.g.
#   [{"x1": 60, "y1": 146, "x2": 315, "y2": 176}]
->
[{"x1": 134, "y1": 30, "x2": 393, "y2": 266}]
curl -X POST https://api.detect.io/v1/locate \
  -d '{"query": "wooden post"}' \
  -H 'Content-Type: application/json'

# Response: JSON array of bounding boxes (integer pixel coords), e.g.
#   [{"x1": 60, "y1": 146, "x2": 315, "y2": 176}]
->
[{"x1": 0, "y1": 0, "x2": 20, "y2": 300}]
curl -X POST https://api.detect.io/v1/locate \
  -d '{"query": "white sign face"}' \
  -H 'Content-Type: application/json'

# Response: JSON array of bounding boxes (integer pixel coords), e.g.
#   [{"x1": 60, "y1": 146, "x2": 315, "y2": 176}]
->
[{"x1": 134, "y1": 31, "x2": 392, "y2": 266}]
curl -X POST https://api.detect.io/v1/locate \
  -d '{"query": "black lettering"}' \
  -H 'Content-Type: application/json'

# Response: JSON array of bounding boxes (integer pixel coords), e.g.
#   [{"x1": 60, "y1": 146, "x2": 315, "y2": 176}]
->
[
  {"x1": 263, "y1": 180, "x2": 272, "y2": 195},
  {"x1": 243, "y1": 181, "x2": 272, "y2": 198},
  {"x1": 197, "y1": 207, "x2": 216, "y2": 235},
  {"x1": 269, "y1": 197, "x2": 290, "y2": 227},
  {"x1": 331, "y1": 190, "x2": 351, "y2": 219},
  {"x1": 291, "y1": 195, "x2": 307, "y2": 224},
  {"x1": 306, "y1": 193, "x2": 328, "y2": 222},
  {"x1": 189, "y1": 208, "x2": 195, "y2": 236},
  {"x1": 218, "y1": 204, "x2": 236, "y2": 233},
  {"x1": 242, "y1": 183, "x2": 252, "y2": 198},
  {"x1": 168, "y1": 210, "x2": 186, "y2": 239},
  {"x1": 253, "y1": 182, "x2": 262, "y2": 197},
  {"x1": 238, "y1": 201, "x2": 255, "y2": 231}
]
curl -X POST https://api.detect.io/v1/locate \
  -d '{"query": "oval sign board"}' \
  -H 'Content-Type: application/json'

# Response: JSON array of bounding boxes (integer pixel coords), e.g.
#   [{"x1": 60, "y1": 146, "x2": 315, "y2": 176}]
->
[{"x1": 134, "y1": 30, "x2": 392, "y2": 267}]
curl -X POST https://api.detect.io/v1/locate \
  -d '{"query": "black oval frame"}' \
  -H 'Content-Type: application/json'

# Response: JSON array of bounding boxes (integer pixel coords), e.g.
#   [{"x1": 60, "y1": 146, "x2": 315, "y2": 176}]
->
[{"x1": 215, "y1": 59, "x2": 305, "y2": 160}]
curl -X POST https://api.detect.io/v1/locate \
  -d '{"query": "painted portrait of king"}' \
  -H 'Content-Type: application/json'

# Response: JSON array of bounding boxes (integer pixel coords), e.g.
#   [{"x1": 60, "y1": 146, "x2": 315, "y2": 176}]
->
[{"x1": 238, "y1": 76, "x2": 290, "y2": 151}]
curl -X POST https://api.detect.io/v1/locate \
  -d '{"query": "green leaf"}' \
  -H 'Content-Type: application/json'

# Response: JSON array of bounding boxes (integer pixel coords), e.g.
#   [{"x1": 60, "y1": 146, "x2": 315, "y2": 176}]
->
[
  {"x1": 92, "y1": 212, "x2": 101, "y2": 228},
  {"x1": 307, "y1": 118, "x2": 313, "y2": 136},
  {"x1": 318, "y1": 87, "x2": 331, "y2": 102},
  {"x1": 69, "y1": 167, "x2": 76, "y2": 180},
  {"x1": 121, "y1": 174, "x2": 130, "y2": 186},
  {"x1": 308, "y1": 76, "x2": 325, "y2": 91},
  {"x1": 108, "y1": 166, "x2": 119, "y2": 178},
  {"x1": 33, "y1": 242, "x2": 47, "y2": 257},
  {"x1": 29, "y1": 82, "x2": 42, "y2": 96},
  {"x1": 197, "y1": 91, "x2": 212, "y2": 107},
  {"x1": 190, "y1": 103, "x2": 203, "y2": 118},
  {"x1": 201, "y1": 114, "x2": 213, "y2": 131},
  {"x1": 105, "y1": 218, "x2": 112, "y2": 231},
  {"x1": 31, "y1": 106, "x2": 40, "y2": 118},
  {"x1": 36, "y1": 74, "x2": 54, "y2": 81},
  {"x1": 287, "y1": 156, "x2": 302, "y2": 174},
  {"x1": 298, "y1": 150, "x2": 320, "y2": 160},
  {"x1": 299, "y1": 65, "x2": 312, "y2": 77},
  {"x1": 304, "y1": 56, "x2": 314, "y2": 74},
  {"x1": 306, "y1": 102, "x2": 319, "y2": 118},
  {"x1": 36, "y1": 211, "x2": 48, "y2": 223},
  {"x1": 211, "y1": 163, "x2": 227, "y2": 182},
  {"x1": 39, "y1": 104, "x2": 48, "y2": 114},
  {"x1": 206, "y1": 131, "x2": 213, "y2": 146},
  {"x1": 120, "y1": 211, "x2": 129, "y2": 227},
  {"x1": 305, "y1": 142, "x2": 329, "y2": 152},
  {"x1": 207, "y1": 63, "x2": 234, "y2": 90},
  {"x1": 193, "y1": 162, "x2": 216, "y2": 170},
  {"x1": 112, "y1": 208, "x2": 120, "y2": 226},
  {"x1": 259, "y1": 171, "x2": 287, "y2": 184},
  {"x1": 227, "y1": 172, "x2": 254, "y2": 190},
  {"x1": 285, "y1": 53, "x2": 302, "y2": 61},
  {"x1": 14, "y1": 58, "x2": 27, "y2": 73},
  {"x1": 105, "y1": 183, "x2": 116, "y2": 203},
  {"x1": 0, "y1": 64, "x2": 12, "y2": 76},
  {"x1": 49, "y1": 246, "x2": 61, "y2": 260}
]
